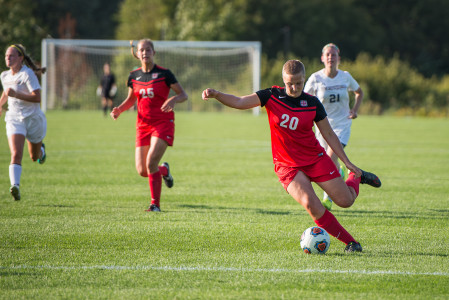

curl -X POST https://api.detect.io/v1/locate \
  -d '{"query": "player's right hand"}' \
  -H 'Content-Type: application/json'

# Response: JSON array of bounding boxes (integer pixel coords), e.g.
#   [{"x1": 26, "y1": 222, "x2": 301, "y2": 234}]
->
[
  {"x1": 202, "y1": 88, "x2": 218, "y2": 100},
  {"x1": 110, "y1": 107, "x2": 121, "y2": 120}
]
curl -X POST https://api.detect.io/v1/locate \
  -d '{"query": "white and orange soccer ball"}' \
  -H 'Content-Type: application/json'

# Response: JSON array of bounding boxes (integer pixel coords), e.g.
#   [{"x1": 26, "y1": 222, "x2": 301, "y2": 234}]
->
[{"x1": 300, "y1": 226, "x2": 330, "y2": 254}]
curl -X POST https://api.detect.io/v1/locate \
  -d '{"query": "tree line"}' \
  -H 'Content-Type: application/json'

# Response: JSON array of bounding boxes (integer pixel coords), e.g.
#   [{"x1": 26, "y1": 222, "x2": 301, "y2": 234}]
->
[{"x1": 1, "y1": 0, "x2": 448, "y2": 115}]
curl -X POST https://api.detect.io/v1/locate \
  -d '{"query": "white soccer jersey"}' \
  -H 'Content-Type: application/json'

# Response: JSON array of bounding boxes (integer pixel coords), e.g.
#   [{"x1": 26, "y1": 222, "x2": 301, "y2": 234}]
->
[
  {"x1": 304, "y1": 69, "x2": 359, "y2": 130},
  {"x1": 1, "y1": 65, "x2": 42, "y2": 120}
]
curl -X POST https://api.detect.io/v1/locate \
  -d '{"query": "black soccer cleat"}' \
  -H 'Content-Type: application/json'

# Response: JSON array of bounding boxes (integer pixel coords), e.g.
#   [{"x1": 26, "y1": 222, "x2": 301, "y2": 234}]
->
[
  {"x1": 10, "y1": 185, "x2": 21, "y2": 201},
  {"x1": 360, "y1": 170, "x2": 381, "y2": 188},
  {"x1": 146, "y1": 204, "x2": 161, "y2": 212},
  {"x1": 161, "y1": 162, "x2": 174, "y2": 188},
  {"x1": 345, "y1": 241, "x2": 363, "y2": 253},
  {"x1": 38, "y1": 143, "x2": 46, "y2": 164}
]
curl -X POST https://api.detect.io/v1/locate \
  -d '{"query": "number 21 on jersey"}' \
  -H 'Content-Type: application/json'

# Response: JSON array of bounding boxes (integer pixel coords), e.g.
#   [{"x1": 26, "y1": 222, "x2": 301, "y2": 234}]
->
[{"x1": 329, "y1": 94, "x2": 340, "y2": 103}]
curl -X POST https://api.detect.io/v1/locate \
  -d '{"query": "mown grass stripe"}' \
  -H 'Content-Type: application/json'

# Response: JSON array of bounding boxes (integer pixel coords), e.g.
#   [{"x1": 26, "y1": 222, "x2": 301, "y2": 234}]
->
[{"x1": 3, "y1": 265, "x2": 448, "y2": 277}]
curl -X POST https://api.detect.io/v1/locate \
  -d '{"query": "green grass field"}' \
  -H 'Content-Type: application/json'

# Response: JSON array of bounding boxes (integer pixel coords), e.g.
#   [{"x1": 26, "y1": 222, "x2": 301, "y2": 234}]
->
[{"x1": 1, "y1": 111, "x2": 448, "y2": 299}]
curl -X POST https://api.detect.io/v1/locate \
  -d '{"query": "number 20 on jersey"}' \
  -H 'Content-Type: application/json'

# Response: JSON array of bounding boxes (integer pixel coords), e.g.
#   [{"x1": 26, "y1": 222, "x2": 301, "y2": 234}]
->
[{"x1": 280, "y1": 114, "x2": 299, "y2": 130}]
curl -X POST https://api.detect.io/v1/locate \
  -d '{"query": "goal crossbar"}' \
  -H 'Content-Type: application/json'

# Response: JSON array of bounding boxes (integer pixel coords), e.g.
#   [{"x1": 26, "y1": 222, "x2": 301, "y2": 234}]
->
[{"x1": 41, "y1": 39, "x2": 261, "y2": 114}]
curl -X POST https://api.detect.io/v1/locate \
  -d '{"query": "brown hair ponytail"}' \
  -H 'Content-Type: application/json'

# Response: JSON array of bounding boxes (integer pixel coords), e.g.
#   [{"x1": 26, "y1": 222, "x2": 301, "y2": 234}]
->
[
  {"x1": 10, "y1": 44, "x2": 46, "y2": 74},
  {"x1": 130, "y1": 40, "x2": 139, "y2": 59}
]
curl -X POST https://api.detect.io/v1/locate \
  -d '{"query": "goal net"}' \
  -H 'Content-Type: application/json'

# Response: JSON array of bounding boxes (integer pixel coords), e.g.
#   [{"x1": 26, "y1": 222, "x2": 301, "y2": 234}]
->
[{"x1": 41, "y1": 39, "x2": 261, "y2": 114}]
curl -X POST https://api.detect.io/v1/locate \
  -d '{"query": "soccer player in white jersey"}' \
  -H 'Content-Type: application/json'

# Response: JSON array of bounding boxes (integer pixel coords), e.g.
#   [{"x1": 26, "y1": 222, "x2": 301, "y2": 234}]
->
[
  {"x1": 0, "y1": 44, "x2": 47, "y2": 201},
  {"x1": 304, "y1": 43, "x2": 364, "y2": 211}
]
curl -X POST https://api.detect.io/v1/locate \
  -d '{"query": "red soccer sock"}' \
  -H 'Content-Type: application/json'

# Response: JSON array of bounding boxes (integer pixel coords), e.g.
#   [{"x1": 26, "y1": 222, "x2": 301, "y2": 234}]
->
[
  {"x1": 314, "y1": 209, "x2": 356, "y2": 245},
  {"x1": 345, "y1": 172, "x2": 361, "y2": 196},
  {"x1": 158, "y1": 164, "x2": 168, "y2": 177},
  {"x1": 149, "y1": 171, "x2": 162, "y2": 207}
]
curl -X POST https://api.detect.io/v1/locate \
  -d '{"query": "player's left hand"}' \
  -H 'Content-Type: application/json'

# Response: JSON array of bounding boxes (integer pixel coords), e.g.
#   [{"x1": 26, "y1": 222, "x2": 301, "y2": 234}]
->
[
  {"x1": 348, "y1": 109, "x2": 358, "y2": 119},
  {"x1": 345, "y1": 162, "x2": 362, "y2": 178},
  {"x1": 202, "y1": 88, "x2": 219, "y2": 100},
  {"x1": 161, "y1": 99, "x2": 176, "y2": 112}
]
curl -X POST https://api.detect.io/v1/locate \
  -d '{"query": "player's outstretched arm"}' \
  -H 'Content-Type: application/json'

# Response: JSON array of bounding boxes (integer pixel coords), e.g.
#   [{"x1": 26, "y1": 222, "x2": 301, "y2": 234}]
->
[
  {"x1": 202, "y1": 88, "x2": 260, "y2": 110},
  {"x1": 111, "y1": 87, "x2": 136, "y2": 120},
  {"x1": 315, "y1": 117, "x2": 361, "y2": 177}
]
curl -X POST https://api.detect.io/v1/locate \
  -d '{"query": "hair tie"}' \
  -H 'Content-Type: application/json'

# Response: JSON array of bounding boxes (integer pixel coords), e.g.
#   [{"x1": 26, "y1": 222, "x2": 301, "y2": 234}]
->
[
  {"x1": 322, "y1": 43, "x2": 340, "y2": 54},
  {"x1": 10, "y1": 45, "x2": 24, "y2": 57}
]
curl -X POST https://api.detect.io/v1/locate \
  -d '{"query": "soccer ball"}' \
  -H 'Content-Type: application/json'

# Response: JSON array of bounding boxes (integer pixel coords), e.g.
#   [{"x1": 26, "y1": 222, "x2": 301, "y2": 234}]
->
[{"x1": 300, "y1": 226, "x2": 330, "y2": 254}]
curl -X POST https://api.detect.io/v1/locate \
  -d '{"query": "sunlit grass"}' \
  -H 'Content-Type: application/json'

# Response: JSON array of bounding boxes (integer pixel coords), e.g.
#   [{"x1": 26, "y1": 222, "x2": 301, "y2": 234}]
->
[{"x1": 1, "y1": 111, "x2": 448, "y2": 299}]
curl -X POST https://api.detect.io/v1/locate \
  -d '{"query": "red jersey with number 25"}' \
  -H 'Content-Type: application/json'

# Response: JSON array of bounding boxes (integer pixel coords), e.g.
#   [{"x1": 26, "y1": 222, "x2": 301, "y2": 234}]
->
[
  {"x1": 256, "y1": 86, "x2": 327, "y2": 167},
  {"x1": 127, "y1": 65, "x2": 178, "y2": 126}
]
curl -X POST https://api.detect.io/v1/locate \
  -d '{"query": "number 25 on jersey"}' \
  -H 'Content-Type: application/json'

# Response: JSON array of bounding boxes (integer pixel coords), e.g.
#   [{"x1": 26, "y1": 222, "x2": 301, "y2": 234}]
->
[{"x1": 140, "y1": 88, "x2": 154, "y2": 98}]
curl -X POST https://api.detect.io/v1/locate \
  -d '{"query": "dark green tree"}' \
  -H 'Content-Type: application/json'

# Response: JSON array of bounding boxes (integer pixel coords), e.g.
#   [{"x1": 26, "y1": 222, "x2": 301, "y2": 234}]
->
[
  {"x1": 34, "y1": 0, "x2": 122, "y2": 39},
  {"x1": 0, "y1": 0, "x2": 44, "y2": 65},
  {"x1": 354, "y1": 0, "x2": 449, "y2": 77},
  {"x1": 166, "y1": 0, "x2": 247, "y2": 41},
  {"x1": 115, "y1": 0, "x2": 179, "y2": 40}
]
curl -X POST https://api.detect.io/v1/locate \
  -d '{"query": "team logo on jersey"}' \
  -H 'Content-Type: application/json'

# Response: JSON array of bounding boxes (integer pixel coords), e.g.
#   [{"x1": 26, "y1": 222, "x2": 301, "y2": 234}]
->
[
  {"x1": 152, "y1": 73, "x2": 159, "y2": 79},
  {"x1": 300, "y1": 100, "x2": 307, "y2": 107}
]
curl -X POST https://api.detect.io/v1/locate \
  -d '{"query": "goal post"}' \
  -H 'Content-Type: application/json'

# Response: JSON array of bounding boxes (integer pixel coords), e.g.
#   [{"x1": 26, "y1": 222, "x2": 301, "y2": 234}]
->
[{"x1": 41, "y1": 39, "x2": 261, "y2": 114}]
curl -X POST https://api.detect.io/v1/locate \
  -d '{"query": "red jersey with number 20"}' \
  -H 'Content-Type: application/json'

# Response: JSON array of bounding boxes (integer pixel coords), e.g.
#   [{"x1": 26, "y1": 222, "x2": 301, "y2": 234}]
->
[
  {"x1": 256, "y1": 86, "x2": 327, "y2": 168},
  {"x1": 127, "y1": 65, "x2": 178, "y2": 127}
]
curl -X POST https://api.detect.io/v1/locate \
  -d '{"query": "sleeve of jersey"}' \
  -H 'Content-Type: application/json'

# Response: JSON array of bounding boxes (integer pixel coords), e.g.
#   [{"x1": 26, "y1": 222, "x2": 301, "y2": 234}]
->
[
  {"x1": 347, "y1": 72, "x2": 359, "y2": 91},
  {"x1": 304, "y1": 76, "x2": 315, "y2": 95},
  {"x1": 255, "y1": 88, "x2": 272, "y2": 107},
  {"x1": 314, "y1": 99, "x2": 327, "y2": 122},
  {"x1": 26, "y1": 71, "x2": 41, "y2": 91},
  {"x1": 165, "y1": 70, "x2": 178, "y2": 86},
  {"x1": 127, "y1": 74, "x2": 133, "y2": 88}
]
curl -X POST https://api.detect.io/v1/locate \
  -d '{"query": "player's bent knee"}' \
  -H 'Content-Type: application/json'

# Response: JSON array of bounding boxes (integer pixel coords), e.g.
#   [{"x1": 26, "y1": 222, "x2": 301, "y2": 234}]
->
[
  {"x1": 332, "y1": 195, "x2": 355, "y2": 208},
  {"x1": 337, "y1": 201, "x2": 353, "y2": 209},
  {"x1": 136, "y1": 168, "x2": 148, "y2": 177}
]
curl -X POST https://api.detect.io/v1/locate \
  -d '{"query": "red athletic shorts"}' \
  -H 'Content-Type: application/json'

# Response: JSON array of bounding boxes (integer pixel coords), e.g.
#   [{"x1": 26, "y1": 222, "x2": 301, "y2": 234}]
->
[
  {"x1": 136, "y1": 119, "x2": 175, "y2": 147},
  {"x1": 275, "y1": 155, "x2": 340, "y2": 191}
]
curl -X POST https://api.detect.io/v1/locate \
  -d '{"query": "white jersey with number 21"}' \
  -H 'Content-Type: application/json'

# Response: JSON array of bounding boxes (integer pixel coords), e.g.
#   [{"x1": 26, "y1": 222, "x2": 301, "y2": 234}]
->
[{"x1": 304, "y1": 69, "x2": 359, "y2": 145}]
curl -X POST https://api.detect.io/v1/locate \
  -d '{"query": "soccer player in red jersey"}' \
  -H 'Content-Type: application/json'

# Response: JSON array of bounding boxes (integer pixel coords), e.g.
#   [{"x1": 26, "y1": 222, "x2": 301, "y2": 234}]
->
[
  {"x1": 111, "y1": 39, "x2": 188, "y2": 212},
  {"x1": 202, "y1": 60, "x2": 381, "y2": 253}
]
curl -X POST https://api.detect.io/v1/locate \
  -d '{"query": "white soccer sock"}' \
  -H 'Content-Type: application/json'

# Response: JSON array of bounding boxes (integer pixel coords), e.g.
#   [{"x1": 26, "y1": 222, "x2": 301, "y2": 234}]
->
[
  {"x1": 9, "y1": 164, "x2": 22, "y2": 186},
  {"x1": 41, "y1": 145, "x2": 45, "y2": 159}
]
